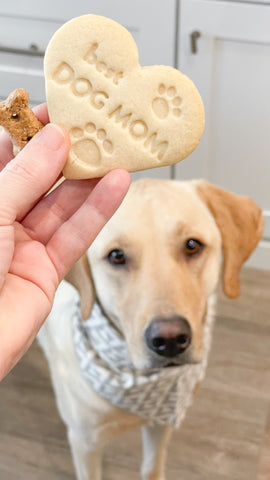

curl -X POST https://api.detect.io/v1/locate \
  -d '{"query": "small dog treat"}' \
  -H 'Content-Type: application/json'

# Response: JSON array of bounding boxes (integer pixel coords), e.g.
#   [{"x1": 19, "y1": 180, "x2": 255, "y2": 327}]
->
[
  {"x1": 0, "y1": 89, "x2": 43, "y2": 155},
  {"x1": 44, "y1": 14, "x2": 205, "y2": 179}
]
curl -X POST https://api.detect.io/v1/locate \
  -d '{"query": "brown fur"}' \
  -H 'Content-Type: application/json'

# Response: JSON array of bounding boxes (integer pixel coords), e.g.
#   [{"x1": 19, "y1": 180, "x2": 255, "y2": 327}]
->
[{"x1": 197, "y1": 180, "x2": 263, "y2": 298}]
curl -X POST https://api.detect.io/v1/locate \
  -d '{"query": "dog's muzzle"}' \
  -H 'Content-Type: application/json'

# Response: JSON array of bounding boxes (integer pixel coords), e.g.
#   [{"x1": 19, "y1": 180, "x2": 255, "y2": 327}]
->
[
  {"x1": 145, "y1": 316, "x2": 192, "y2": 358},
  {"x1": 72, "y1": 295, "x2": 215, "y2": 427}
]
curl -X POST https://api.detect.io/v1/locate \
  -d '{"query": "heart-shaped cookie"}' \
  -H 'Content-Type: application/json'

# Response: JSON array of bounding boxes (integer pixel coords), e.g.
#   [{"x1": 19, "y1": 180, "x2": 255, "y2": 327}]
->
[{"x1": 44, "y1": 14, "x2": 205, "y2": 179}]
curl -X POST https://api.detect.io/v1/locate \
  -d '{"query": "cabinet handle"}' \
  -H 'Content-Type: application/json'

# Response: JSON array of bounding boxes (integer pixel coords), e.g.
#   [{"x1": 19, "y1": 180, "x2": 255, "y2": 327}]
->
[
  {"x1": 0, "y1": 43, "x2": 44, "y2": 57},
  {"x1": 190, "y1": 31, "x2": 201, "y2": 54}
]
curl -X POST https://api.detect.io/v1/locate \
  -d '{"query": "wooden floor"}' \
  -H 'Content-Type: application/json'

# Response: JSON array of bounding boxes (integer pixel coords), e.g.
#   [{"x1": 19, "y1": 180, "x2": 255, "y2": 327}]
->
[{"x1": 0, "y1": 268, "x2": 270, "y2": 480}]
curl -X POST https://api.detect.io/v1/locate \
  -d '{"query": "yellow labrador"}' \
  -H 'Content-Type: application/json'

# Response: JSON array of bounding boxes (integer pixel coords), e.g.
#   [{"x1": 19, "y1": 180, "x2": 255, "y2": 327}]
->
[{"x1": 38, "y1": 178, "x2": 263, "y2": 480}]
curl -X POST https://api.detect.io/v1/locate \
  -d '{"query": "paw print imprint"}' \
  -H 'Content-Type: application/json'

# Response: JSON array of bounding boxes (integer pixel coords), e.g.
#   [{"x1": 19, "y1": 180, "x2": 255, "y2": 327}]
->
[
  {"x1": 152, "y1": 84, "x2": 182, "y2": 120},
  {"x1": 70, "y1": 123, "x2": 113, "y2": 165}
]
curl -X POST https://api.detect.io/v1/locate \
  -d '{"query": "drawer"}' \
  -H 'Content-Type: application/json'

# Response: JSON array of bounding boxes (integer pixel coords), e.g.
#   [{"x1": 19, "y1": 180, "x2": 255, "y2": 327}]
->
[
  {"x1": 0, "y1": 16, "x2": 62, "y2": 103},
  {"x1": 0, "y1": 16, "x2": 61, "y2": 53}
]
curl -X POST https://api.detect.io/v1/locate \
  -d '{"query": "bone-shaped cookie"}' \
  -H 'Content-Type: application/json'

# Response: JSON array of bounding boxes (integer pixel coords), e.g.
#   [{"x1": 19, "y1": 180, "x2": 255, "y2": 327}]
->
[
  {"x1": 44, "y1": 14, "x2": 205, "y2": 179},
  {"x1": 0, "y1": 89, "x2": 43, "y2": 155}
]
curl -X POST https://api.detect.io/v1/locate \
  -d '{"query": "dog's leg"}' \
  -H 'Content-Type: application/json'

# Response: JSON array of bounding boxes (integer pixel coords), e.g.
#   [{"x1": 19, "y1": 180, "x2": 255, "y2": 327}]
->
[
  {"x1": 141, "y1": 425, "x2": 173, "y2": 480},
  {"x1": 68, "y1": 429, "x2": 102, "y2": 480}
]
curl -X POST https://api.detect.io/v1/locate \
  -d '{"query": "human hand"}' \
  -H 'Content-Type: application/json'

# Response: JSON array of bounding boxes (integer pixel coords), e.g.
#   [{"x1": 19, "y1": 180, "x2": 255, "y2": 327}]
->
[{"x1": 0, "y1": 103, "x2": 131, "y2": 380}]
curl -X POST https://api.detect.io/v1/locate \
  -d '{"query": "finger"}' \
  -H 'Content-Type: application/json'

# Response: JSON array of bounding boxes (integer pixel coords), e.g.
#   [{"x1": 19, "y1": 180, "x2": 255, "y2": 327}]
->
[
  {"x1": 47, "y1": 169, "x2": 131, "y2": 280},
  {"x1": 0, "y1": 129, "x2": 14, "y2": 170},
  {"x1": 32, "y1": 103, "x2": 49, "y2": 125},
  {"x1": 0, "y1": 123, "x2": 70, "y2": 225},
  {"x1": 23, "y1": 177, "x2": 100, "y2": 244},
  {"x1": 0, "y1": 224, "x2": 15, "y2": 291}
]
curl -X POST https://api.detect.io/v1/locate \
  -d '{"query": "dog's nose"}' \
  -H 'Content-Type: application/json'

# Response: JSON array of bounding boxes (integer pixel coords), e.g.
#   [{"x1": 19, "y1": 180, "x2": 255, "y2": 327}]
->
[{"x1": 145, "y1": 316, "x2": 192, "y2": 358}]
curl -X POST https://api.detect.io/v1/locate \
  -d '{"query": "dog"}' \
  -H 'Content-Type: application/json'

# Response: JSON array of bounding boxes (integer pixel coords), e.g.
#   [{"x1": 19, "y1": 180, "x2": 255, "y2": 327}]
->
[{"x1": 38, "y1": 178, "x2": 263, "y2": 480}]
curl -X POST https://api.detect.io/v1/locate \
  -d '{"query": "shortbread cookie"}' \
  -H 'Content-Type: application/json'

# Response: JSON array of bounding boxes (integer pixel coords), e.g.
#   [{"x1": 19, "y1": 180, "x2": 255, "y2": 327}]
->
[
  {"x1": 45, "y1": 14, "x2": 205, "y2": 179},
  {"x1": 0, "y1": 89, "x2": 43, "y2": 155}
]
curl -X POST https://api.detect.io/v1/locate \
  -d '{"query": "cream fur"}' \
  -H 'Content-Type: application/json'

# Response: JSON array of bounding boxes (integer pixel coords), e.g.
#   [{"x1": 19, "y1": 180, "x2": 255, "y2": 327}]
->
[{"x1": 38, "y1": 178, "x2": 262, "y2": 480}]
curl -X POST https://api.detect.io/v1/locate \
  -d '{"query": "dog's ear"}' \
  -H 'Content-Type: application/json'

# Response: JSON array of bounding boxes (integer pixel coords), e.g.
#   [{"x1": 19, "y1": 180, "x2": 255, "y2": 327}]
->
[
  {"x1": 65, "y1": 254, "x2": 95, "y2": 320},
  {"x1": 197, "y1": 180, "x2": 263, "y2": 299}
]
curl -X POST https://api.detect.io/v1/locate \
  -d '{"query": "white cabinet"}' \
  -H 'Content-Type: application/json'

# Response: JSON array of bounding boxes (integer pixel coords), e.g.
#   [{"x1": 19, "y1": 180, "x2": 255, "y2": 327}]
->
[
  {"x1": 0, "y1": 0, "x2": 177, "y2": 179},
  {"x1": 177, "y1": 0, "x2": 270, "y2": 269}
]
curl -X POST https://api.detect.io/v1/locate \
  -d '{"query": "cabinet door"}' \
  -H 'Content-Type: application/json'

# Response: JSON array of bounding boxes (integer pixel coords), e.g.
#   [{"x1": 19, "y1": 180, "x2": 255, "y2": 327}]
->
[
  {"x1": 0, "y1": 0, "x2": 177, "y2": 179},
  {"x1": 176, "y1": 0, "x2": 270, "y2": 268}
]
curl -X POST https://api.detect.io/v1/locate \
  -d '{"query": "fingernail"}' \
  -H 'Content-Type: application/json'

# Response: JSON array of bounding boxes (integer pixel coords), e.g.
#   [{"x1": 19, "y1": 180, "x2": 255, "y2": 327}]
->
[{"x1": 38, "y1": 123, "x2": 66, "y2": 151}]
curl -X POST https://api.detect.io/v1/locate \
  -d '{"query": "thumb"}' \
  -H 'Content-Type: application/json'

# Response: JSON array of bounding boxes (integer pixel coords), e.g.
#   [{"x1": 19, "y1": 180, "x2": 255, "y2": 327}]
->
[{"x1": 0, "y1": 124, "x2": 70, "y2": 224}]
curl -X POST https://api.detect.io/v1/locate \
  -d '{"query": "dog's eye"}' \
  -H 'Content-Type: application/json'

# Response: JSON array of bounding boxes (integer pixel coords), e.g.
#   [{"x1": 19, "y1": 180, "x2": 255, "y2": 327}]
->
[
  {"x1": 108, "y1": 249, "x2": 126, "y2": 265},
  {"x1": 184, "y1": 239, "x2": 204, "y2": 257}
]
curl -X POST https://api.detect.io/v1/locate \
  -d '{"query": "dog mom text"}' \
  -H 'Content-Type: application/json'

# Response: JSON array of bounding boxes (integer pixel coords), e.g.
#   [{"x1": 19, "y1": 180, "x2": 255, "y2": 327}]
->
[{"x1": 52, "y1": 57, "x2": 169, "y2": 161}]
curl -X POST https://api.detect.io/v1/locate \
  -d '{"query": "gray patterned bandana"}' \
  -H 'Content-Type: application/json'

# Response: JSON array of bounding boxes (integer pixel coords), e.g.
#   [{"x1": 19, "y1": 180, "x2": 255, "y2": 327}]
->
[{"x1": 73, "y1": 295, "x2": 215, "y2": 427}]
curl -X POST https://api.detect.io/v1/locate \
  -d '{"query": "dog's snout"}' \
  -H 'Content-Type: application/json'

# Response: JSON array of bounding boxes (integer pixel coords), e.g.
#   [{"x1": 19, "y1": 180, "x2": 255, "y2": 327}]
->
[{"x1": 145, "y1": 316, "x2": 192, "y2": 358}]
